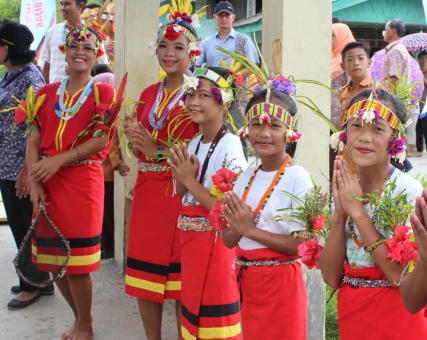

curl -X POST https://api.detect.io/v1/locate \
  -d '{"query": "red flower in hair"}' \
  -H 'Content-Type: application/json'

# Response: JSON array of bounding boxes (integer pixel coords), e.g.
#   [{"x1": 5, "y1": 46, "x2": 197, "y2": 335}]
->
[
  {"x1": 207, "y1": 201, "x2": 226, "y2": 231},
  {"x1": 212, "y1": 168, "x2": 237, "y2": 193},
  {"x1": 191, "y1": 49, "x2": 201, "y2": 57},
  {"x1": 58, "y1": 45, "x2": 66, "y2": 53},
  {"x1": 298, "y1": 239, "x2": 322, "y2": 269},
  {"x1": 96, "y1": 49, "x2": 105, "y2": 58},
  {"x1": 14, "y1": 102, "x2": 27, "y2": 124},
  {"x1": 164, "y1": 25, "x2": 181, "y2": 41}
]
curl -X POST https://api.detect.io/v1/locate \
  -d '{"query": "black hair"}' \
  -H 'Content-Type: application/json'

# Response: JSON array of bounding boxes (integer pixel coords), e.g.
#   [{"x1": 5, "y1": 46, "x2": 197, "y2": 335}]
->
[
  {"x1": 207, "y1": 66, "x2": 236, "y2": 98},
  {"x1": 341, "y1": 41, "x2": 371, "y2": 61},
  {"x1": 75, "y1": 0, "x2": 88, "y2": 10},
  {"x1": 346, "y1": 88, "x2": 407, "y2": 125},
  {"x1": 388, "y1": 19, "x2": 405, "y2": 37},
  {"x1": 420, "y1": 51, "x2": 427, "y2": 57},
  {"x1": 85, "y1": 2, "x2": 100, "y2": 9},
  {"x1": 246, "y1": 89, "x2": 298, "y2": 157},
  {"x1": 332, "y1": 17, "x2": 341, "y2": 24},
  {"x1": 91, "y1": 63, "x2": 113, "y2": 76},
  {"x1": 0, "y1": 42, "x2": 35, "y2": 65}
]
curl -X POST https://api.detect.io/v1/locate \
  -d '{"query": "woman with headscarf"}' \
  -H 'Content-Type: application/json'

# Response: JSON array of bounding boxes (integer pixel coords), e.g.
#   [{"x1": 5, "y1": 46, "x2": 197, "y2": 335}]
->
[{"x1": 0, "y1": 20, "x2": 52, "y2": 310}]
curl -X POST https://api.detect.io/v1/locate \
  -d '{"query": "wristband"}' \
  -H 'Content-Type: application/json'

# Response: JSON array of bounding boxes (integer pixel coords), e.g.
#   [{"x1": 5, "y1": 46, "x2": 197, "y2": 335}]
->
[{"x1": 364, "y1": 235, "x2": 386, "y2": 252}]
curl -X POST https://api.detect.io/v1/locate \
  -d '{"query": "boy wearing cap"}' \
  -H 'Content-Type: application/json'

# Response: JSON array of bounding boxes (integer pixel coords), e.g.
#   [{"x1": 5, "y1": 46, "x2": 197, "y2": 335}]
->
[{"x1": 195, "y1": 1, "x2": 260, "y2": 159}]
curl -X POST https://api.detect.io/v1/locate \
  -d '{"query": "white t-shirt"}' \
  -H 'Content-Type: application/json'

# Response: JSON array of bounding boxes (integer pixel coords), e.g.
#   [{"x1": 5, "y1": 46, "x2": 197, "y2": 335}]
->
[
  {"x1": 345, "y1": 170, "x2": 422, "y2": 268},
  {"x1": 182, "y1": 133, "x2": 247, "y2": 206},
  {"x1": 234, "y1": 164, "x2": 313, "y2": 250}
]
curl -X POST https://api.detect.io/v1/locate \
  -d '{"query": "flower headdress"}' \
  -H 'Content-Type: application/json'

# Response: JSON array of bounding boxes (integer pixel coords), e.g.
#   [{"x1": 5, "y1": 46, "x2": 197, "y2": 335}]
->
[
  {"x1": 216, "y1": 41, "x2": 301, "y2": 143},
  {"x1": 180, "y1": 68, "x2": 234, "y2": 105},
  {"x1": 58, "y1": 23, "x2": 107, "y2": 58},
  {"x1": 329, "y1": 89, "x2": 411, "y2": 163},
  {"x1": 148, "y1": 0, "x2": 207, "y2": 62}
]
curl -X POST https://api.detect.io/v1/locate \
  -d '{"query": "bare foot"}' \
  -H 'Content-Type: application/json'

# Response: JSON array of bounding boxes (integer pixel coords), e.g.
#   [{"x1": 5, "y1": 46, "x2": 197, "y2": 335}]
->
[
  {"x1": 72, "y1": 327, "x2": 93, "y2": 340},
  {"x1": 14, "y1": 291, "x2": 39, "y2": 301},
  {"x1": 60, "y1": 320, "x2": 77, "y2": 340}
]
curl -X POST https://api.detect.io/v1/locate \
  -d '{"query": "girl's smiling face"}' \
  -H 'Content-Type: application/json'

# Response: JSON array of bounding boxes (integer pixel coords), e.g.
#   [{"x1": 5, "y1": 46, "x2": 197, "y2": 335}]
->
[
  {"x1": 185, "y1": 78, "x2": 224, "y2": 125},
  {"x1": 156, "y1": 32, "x2": 191, "y2": 76},
  {"x1": 247, "y1": 99, "x2": 289, "y2": 159},
  {"x1": 65, "y1": 39, "x2": 97, "y2": 73},
  {"x1": 346, "y1": 114, "x2": 395, "y2": 168}
]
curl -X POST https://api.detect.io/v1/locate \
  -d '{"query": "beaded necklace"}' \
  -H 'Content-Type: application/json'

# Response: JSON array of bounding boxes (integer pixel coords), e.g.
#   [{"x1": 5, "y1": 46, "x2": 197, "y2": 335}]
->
[
  {"x1": 241, "y1": 155, "x2": 291, "y2": 225},
  {"x1": 54, "y1": 77, "x2": 95, "y2": 121},
  {"x1": 148, "y1": 73, "x2": 191, "y2": 131},
  {"x1": 348, "y1": 166, "x2": 396, "y2": 247}
]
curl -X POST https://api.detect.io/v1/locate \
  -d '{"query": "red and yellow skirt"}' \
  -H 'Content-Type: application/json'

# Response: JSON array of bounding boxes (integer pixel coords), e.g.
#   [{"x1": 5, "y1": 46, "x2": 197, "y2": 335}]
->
[
  {"x1": 235, "y1": 246, "x2": 306, "y2": 340},
  {"x1": 125, "y1": 168, "x2": 181, "y2": 302},
  {"x1": 32, "y1": 162, "x2": 104, "y2": 274},
  {"x1": 179, "y1": 205, "x2": 241, "y2": 340}
]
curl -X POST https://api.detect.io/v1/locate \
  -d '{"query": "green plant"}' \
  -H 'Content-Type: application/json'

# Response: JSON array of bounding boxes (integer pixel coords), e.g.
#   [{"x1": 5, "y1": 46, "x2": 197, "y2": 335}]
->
[
  {"x1": 414, "y1": 174, "x2": 427, "y2": 188},
  {"x1": 325, "y1": 285, "x2": 339, "y2": 340}
]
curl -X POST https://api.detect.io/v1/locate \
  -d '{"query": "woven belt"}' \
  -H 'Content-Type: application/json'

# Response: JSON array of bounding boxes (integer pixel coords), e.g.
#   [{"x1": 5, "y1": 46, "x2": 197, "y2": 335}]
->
[
  {"x1": 177, "y1": 215, "x2": 213, "y2": 232},
  {"x1": 138, "y1": 162, "x2": 169, "y2": 172},
  {"x1": 63, "y1": 159, "x2": 102, "y2": 166},
  {"x1": 235, "y1": 258, "x2": 296, "y2": 267},
  {"x1": 343, "y1": 276, "x2": 391, "y2": 288}
]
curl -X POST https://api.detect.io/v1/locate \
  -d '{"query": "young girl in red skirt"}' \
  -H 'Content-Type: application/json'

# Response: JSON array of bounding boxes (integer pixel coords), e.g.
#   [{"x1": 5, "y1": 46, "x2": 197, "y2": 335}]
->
[
  {"x1": 27, "y1": 24, "x2": 116, "y2": 340},
  {"x1": 222, "y1": 81, "x2": 313, "y2": 340},
  {"x1": 123, "y1": 8, "x2": 200, "y2": 339},
  {"x1": 168, "y1": 67, "x2": 247, "y2": 339},
  {"x1": 320, "y1": 89, "x2": 427, "y2": 340}
]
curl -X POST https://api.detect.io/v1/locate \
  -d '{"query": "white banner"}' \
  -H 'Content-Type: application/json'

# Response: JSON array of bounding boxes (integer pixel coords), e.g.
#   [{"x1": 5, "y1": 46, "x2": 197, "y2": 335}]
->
[{"x1": 20, "y1": 0, "x2": 56, "y2": 56}]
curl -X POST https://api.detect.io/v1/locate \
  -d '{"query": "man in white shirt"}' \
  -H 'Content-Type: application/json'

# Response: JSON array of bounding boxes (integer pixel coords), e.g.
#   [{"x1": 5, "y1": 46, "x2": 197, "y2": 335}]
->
[{"x1": 41, "y1": 0, "x2": 108, "y2": 83}]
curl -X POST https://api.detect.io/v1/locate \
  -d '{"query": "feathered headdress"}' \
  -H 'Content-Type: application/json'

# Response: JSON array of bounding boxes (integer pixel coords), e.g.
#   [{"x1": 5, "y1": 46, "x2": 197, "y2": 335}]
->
[{"x1": 148, "y1": 0, "x2": 207, "y2": 62}]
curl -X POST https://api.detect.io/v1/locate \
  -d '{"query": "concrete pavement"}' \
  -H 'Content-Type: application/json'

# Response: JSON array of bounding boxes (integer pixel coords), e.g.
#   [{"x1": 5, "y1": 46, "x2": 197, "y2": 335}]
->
[{"x1": 0, "y1": 154, "x2": 426, "y2": 339}]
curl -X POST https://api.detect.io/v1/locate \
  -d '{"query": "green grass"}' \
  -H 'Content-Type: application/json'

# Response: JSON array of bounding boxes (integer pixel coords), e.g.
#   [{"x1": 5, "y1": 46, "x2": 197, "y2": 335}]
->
[{"x1": 325, "y1": 285, "x2": 340, "y2": 340}]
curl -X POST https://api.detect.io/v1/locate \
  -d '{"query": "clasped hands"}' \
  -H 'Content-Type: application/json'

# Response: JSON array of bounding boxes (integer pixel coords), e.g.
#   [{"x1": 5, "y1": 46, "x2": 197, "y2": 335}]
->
[
  {"x1": 332, "y1": 156, "x2": 364, "y2": 219},
  {"x1": 125, "y1": 119, "x2": 157, "y2": 157},
  {"x1": 222, "y1": 191, "x2": 256, "y2": 237},
  {"x1": 167, "y1": 143, "x2": 199, "y2": 186}
]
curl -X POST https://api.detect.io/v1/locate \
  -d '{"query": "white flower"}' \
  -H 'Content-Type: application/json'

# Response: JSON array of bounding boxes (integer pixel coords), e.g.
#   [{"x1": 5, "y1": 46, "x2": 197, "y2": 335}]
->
[
  {"x1": 147, "y1": 41, "x2": 157, "y2": 57},
  {"x1": 330, "y1": 131, "x2": 345, "y2": 152},
  {"x1": 220, "y1": 89, "x2": 233, "y2": 104},
  {"x1": 188, "y1": 41, "x2": 199, "y2": 52},
  {"x1": 173, "y1": 25, "x2": 181, "y2": 33},
  {"x1": 395, "y1": 150, "x2": 406, "y2": 164},
  {"x1": 191, "y1": 14, "x2": 200, "y2": 27},
  {"x1": 166, "y1": 14, "x2": 174, "y2": 23},
  {"x1": 182, "y1": 74, "x2": 200, "y2": 92},
  {"x1": 361, "y1": 109, "x2": 376, "y2": 124}
]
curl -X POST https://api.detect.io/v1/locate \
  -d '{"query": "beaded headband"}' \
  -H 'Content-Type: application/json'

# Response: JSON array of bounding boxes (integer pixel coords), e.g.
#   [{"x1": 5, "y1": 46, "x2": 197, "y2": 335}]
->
[
  {"x1": 181, "y1": 68, "x2": 234, "y2": 104},
  {"x1": 59, "y1": 24, "x2": 106, "y2": 58},
  {"x1": 343, "y1": 99, "x2": 404, "y2": 134}
]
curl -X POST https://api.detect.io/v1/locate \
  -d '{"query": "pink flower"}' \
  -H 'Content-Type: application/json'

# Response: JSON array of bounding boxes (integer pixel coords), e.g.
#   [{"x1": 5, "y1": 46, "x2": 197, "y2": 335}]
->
[
  {"x1": 288, "y1": 130, "x2": 301, "y2": 142},
  {"x1": 207, "y1": 201, "x2": 226, "y2": 231},
  {"x1": 14, "y1": 102, "x2": 27, "y2": 124},
  {"x1": 385, "y1": 225, "x2": 418, "y2": 264},
  {"x1": 211, "y1": 168, "x2": 237, "y2": 193},
  {"x1": 95, "y1": 104, "x2": 110, "y2": 121},
  {"x1": 389, "y1": 138, "x2": 405, "y2": 157},
  {"x1": 312, "y1": 214, "x2": 326, "y2": 231},
  {"x1": 298, "y1": 239, "x2": 322, "y2": 269}
]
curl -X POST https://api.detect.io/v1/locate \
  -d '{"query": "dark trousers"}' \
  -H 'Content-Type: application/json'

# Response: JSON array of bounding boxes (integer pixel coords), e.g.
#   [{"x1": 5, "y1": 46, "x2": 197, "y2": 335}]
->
[
  {"x1": 0, "y1": 179, "x2": 49, "y2": 292},
  {"x1": 227, "y1": 101, "x2": 248, "y2": 160},
  {"x1": 416, "y1": 116, "x2": 427, "y2": 152},
  {"x1": 101, "y1": 181, "x2": 114, "y2": 252}
]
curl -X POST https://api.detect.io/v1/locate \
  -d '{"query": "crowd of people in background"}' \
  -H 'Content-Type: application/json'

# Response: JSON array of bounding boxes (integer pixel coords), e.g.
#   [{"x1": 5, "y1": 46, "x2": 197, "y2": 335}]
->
[{"x1": 2, "y1": 1, "x2": 427, "y2": 340}]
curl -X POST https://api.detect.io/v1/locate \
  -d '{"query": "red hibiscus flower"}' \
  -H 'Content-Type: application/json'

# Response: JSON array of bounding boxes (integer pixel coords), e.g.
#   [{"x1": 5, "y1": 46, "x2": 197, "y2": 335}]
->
[
  {"x1": 312, "y1": 214, "x2": 326, "y2": 231},
  {"x1": 235, "y1": 75, "x2": 244, "y2": 87},
  {"x1": 211, "y1": 168, "x2": 237, "y2": 193},
  {"x1": 14, "y1": 102, "x2": 27, "y2": 124},
  {"x1": 96, "y1": 48, "x2": 105, "y2": 58},
  {"x1": 386, "y1": 226, "x2": 418, "y2": 264},
  {"x1": 95, "y1": 103, "x2": 110, "y2": 121},
  {"x1": 58, "y1": 45, "x2": 66, "y2": 53},
  {"x1": 207, "y1": 201, "x2": 226, "y2": 231},
  {"x1": 191, "y1": 49, "x2": 202, "y2": 57},
  {"x1": 298, "y1": 239, "x2": 322, "y2": 269},
  {"x1": 164, "y1": 25, "x2": 180, "y2": 41}
]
